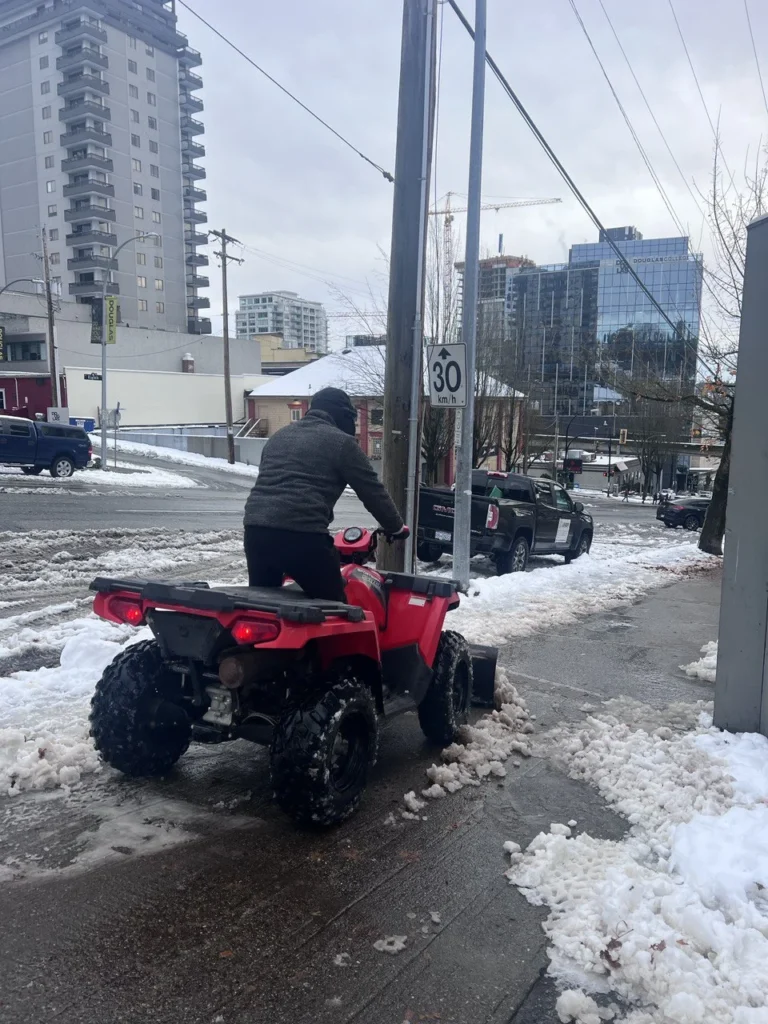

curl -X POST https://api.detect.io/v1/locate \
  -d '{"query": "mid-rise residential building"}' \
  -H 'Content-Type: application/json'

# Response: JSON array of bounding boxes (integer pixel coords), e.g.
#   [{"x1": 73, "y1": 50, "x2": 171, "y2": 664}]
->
[
  {"x1": 0, "y1": 0, "x2": 209, "y2": 335},
  {"x1": 236, "y1": 291, "x2": 328, "y2": 354}
]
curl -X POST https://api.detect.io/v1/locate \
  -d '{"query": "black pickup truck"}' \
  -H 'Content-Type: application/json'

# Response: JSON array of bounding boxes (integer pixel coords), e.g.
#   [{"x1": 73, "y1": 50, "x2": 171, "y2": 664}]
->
[{"x1": 417, "y1": 469, "x2": 594, "y2": 574}]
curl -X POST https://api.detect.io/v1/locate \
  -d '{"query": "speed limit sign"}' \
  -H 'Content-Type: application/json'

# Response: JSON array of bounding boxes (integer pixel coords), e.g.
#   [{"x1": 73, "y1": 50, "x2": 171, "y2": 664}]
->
[{"x1": 427, "y1": 343, "x2": 468, "y2": 408}]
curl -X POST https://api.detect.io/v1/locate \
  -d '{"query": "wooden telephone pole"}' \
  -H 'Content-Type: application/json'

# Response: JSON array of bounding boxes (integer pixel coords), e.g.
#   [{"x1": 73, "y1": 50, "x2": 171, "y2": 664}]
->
[
  {"x1": 379, "y1": 0, "x2": 437, "y2": 572},
  {"x1": 211, "y1": 228, "x2": 243, "y2": 464},
  {"x1": 41, "y1": 227, "x2": 60, "y2": 409}
]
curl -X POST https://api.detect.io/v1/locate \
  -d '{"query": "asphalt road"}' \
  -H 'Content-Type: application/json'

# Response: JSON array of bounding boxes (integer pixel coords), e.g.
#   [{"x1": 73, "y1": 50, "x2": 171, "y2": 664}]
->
[{"x1": 0, "y1": 451, "x2": 659, "y2": 533}]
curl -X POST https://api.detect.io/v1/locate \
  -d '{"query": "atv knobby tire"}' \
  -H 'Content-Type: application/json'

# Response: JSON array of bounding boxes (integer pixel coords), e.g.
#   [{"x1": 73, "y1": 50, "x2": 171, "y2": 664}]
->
[
  {"x1": 90, "y1": 639, "x2": 191, "y2": 776},
  {"x1": 418, "y1": 630, "x2": 473, "y2": 745},
  {"x1": 270, "y1": 672, "x2": 378, "y2": 826}
]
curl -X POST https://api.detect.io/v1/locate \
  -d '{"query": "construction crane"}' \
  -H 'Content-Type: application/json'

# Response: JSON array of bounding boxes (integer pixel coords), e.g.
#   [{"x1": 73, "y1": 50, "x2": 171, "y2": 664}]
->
[{"x1": 429, "y1": 193, "x2": 562, "y2": 309}]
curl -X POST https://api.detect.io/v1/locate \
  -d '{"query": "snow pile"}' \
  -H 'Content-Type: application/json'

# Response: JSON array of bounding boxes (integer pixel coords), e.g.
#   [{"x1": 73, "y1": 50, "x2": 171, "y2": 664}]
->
[
  {"x1": 682, "y1": 640, "x2": 718, "y2": 683},
  {"x1": 450, "y1": 526, "x2": 715, "y2": 646},
  {"x1": 102, "y1": 436, "x2": 258, "y2": 478},
  {"x1": 0, "y1": 622, "x2": 143, "y2": 795},
  {"x1": 505, "y1": 704, "x2": 768, "y2": 1024},
  {"x1": 421, "y1": 668, "x2": 533, "y2": 800}
]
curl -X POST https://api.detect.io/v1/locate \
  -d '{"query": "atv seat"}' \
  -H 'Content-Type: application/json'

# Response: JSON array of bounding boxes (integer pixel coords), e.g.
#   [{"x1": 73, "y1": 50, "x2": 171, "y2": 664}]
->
[{"x1": 89, "y1": 577, "x2": 365, "y2": 624}]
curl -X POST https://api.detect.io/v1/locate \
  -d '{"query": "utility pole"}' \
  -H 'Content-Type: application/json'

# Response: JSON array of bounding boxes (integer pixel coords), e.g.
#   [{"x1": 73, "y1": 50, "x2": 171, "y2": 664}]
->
[
  {"x1": 211, "y1": 228, "x2": 243, "y2": 465},
  {"x1": 552, "y1": 361, "x2": 559, "y2": 485},
  {"x1": 380, "y1": 0, "x2": 437, "y2": 573},
  {"x1": 41, "y1": 227, "x2": 60, "y2": 409},
  {"x1": 453, "y1": 0, "x2": 487, "y2": 590}
]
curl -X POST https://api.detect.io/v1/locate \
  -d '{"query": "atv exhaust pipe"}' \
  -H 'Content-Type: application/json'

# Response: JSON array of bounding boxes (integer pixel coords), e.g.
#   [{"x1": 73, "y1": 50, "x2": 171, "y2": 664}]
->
[{"x1": 470, "y1": 645, "x2": 498, "y2": 707}]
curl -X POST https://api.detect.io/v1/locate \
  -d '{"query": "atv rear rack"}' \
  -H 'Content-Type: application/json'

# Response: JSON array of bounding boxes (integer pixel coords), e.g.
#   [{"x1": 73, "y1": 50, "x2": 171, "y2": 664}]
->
[{"x1": 89, "y1": 577, "x2": 366, "y2": 624}]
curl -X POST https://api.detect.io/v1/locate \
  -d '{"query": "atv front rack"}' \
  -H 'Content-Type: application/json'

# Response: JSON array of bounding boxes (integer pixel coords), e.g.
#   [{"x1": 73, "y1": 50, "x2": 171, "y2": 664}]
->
[{"x1": 89, "y1": 577, "x2": 365, "y2": 624}]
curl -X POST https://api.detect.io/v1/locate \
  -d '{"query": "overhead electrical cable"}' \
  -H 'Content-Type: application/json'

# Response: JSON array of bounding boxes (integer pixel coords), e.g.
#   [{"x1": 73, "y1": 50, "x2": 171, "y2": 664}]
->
[
  {"x1": 176, "y1": 0, "x2": 394, "y2": 183},
  {"x1": 568, "y1": 0, "x2": 688, "y2": 239},
  {"x1": 596, "y1": 0, "x2": 705, "y2": 219},
  {"x1": 445, "y1": 0, "x2": 709, "y2": 375},
  {"x1": 743, "y1": 0, "x2": 768, "y2": 119}
]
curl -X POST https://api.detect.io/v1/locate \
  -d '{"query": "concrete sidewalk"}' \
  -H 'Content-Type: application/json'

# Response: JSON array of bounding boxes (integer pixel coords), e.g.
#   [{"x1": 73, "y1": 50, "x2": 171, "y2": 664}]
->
[{"x1": 0, "y1": 567, "x2": 721, "y2": 1024}]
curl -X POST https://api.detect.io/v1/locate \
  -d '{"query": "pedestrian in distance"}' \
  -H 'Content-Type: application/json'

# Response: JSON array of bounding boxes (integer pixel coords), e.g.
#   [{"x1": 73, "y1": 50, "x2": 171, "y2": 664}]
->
[
  {"x1": 242, "y1": 387, "x2": 408, "y2": 602},
  {"x1": 622, "y1": 486, "x2": 630, "y2": 502}
]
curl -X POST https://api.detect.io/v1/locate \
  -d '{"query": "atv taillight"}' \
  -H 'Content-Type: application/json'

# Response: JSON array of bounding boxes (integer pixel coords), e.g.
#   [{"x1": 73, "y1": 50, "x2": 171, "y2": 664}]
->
[
  {"x1": 231, "y1": 618, "x2": 280, "y2": 645},
  {"x1": 111, "y1": 597, "x2": 145, "y2": 626}
]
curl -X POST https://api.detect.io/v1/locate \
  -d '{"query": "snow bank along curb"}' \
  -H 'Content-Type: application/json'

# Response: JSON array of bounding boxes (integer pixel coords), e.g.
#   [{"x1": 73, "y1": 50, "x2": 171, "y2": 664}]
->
[
  {"x1": 503, "y1": 701, "x2": 768, "y2": 1024},
  {"x1": 448, "y1": 527, "x2": 716, "y2": 647},
  {"x1": 681, "y1": 640, "x2": 718, "y2": 683},
  {"x1": 99, "y1": 435, "x2": 258, "y2": 478}
]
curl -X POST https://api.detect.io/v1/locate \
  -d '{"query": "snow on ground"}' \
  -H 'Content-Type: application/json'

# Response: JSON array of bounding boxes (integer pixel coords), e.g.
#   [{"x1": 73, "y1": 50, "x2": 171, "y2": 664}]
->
[
  {"x1": 505, "y1": 701, "x2": 768, "y2": 1024},
  {"x1": 0, "y1": 461, "x2": 198, "y2": 490},
  {"x1": 415, "y1": 669, "x2": 533, "y2": 805},
  {"x1": 0, "y1": 623, "x2": 143, "y2": 795},
  {"x1": 449, "y1": 522, "x2": 715, "y2": 646},
  {"x1": 100, "y1": 435, "x2": 259, "y2": 479},
  {"x1": 682, "y1": 641, "x2": 718, "y2": 684},
  {"x1": 1, "y1": 522, "x2": 713, "y2": 800},
  {"x1": 0, "y1": 527, "x2": 241, "y2": 592}
]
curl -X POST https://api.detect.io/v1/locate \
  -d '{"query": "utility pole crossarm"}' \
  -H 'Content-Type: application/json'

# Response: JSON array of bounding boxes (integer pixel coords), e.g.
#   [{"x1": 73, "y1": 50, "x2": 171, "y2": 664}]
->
[{"x1": 210, "y1": 228, "x2": 244, "y2": 466}]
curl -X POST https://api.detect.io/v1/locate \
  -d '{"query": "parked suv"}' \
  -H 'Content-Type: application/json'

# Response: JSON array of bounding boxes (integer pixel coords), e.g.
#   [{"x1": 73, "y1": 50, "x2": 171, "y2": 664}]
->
[
  {"x1": 657, "y1": 496, "x2": 710, "y2": 530},
  {"x1": 0, "y1": 416, "x2": 91, "y2": 478}
]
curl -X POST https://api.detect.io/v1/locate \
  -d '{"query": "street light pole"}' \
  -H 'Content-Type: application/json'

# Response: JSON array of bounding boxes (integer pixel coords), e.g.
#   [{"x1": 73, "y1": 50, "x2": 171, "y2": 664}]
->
[
  {"x1": 453, "y1": 0, "x2": 487, "y2": 590},
  {"x1": 100, "y1": 233, "x2": 159, "y2": 469}
]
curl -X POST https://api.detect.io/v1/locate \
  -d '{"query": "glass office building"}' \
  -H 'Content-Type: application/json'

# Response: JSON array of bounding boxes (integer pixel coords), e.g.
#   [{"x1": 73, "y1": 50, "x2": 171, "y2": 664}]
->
[{"x1": 505, "y1": 227, "x2": 703, "y2": 417}]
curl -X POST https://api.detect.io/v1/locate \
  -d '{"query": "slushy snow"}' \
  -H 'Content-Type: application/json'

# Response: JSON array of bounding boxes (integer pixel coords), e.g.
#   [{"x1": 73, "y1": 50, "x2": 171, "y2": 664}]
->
[
  {"x1": 420, "y1": 667, "x2": 533, "y2": 800},
  {"x1": 505, "y1": 702, "x2": 768, "y2": 1024},
  {"x1": 682, "y1": 640, "x2": 718, "y2": 683}
]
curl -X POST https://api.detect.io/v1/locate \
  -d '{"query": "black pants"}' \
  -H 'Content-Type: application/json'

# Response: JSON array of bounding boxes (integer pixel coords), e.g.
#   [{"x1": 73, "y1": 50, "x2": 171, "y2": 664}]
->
[{"x1": 244, "y1": 526, "x2": 347, "y2": 602}]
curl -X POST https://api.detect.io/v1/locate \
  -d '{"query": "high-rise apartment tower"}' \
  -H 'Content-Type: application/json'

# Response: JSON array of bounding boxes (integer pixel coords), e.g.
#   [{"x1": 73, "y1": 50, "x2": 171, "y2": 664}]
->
[{"x1": 0, "y1": 0, "x2": 209, "y2": 333}]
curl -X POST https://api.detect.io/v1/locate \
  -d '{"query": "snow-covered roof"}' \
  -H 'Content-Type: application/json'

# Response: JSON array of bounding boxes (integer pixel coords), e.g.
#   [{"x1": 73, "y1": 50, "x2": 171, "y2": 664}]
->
[{"x1": 248, "y1": 346, "x2": 522, "y2": 400}]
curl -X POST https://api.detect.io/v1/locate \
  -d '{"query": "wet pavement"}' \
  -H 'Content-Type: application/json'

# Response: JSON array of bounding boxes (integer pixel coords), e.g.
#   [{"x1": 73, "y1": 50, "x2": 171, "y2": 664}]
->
[{"x1": 0, "y1": 569, "x2": 721, "y2": 1024}]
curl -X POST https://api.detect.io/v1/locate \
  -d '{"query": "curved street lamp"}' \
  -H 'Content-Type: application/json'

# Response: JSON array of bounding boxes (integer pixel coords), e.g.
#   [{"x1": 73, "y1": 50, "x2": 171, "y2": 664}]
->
[{"x1": 100, "y1": 233, "x2": 159, "y2": 469}]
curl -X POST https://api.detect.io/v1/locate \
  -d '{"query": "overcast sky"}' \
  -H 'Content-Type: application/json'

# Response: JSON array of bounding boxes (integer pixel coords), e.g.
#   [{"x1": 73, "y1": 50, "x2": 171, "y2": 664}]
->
[{"x1": 177, "y1": 0, "x2": 768, "y2": 348}]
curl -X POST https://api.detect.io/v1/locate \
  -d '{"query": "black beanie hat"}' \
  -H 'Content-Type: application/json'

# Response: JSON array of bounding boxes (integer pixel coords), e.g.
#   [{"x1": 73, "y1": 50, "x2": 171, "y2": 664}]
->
[{"x1": 310, "y1": 387, "x2": 358, "y2": 436}]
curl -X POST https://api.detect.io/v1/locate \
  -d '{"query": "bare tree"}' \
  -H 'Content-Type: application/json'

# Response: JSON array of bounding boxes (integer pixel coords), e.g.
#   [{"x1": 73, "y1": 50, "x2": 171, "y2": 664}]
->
[{"x1": 607, "y1": 143, "x2": 763, "y2": 554}]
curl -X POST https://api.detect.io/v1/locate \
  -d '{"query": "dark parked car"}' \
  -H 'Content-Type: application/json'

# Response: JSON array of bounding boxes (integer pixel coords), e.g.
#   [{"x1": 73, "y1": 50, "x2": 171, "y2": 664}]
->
[
  {"x1": 0, "y1": 415, "x2": 91, "y2": 478},
  {"x1": 418, "y1": 470, "x2": 594, "y2": 573},
  {"x1": 657, "y1": 496, "x2": 711, "y2": 530}
]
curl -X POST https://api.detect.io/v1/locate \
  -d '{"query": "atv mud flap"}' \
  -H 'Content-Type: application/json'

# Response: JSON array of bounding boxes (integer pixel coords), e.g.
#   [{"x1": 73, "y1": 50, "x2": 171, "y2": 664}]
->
[{"x1": 470, "y1": 645, "x2": 498, "y2": 707}]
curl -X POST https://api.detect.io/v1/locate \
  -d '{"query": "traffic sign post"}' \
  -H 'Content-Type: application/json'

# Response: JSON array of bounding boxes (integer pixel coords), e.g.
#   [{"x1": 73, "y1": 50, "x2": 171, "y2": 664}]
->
[{"x1": 427, "y1": 344, "x2": 468, "y2": 408}]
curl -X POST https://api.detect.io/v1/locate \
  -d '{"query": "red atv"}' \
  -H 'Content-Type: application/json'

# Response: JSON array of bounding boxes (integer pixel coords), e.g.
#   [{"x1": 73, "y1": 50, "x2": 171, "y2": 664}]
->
[{"x1": 88, "y1": 527, "x2": 496, "y2": 826}]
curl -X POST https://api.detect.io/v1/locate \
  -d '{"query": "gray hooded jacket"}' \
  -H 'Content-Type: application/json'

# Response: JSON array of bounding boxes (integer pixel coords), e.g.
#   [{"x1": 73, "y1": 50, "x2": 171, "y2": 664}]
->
[{"x1": 243, "y1": 409, "x2": 403, "y2": 535}]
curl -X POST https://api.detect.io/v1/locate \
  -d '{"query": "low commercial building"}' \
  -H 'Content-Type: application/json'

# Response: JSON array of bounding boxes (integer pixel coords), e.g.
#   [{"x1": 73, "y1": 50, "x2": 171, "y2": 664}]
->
[
  {"x1": 0, "y1": 288, "x2": 265, "y2": 424},
  {"x1": 247, "y1": 346, "x2": 521, "y2": 483}
]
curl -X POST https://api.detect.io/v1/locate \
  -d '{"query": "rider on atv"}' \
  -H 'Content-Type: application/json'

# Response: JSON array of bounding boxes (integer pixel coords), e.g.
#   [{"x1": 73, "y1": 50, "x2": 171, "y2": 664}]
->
[{"x1": 243, "y1": 387, "x2": 408, "y2": 601}]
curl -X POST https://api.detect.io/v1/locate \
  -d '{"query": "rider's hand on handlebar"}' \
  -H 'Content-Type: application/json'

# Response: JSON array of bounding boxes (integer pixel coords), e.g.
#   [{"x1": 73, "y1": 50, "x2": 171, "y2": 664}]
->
[{"x1": 385, "y1": 525, "x2": 410, "y2": 542}]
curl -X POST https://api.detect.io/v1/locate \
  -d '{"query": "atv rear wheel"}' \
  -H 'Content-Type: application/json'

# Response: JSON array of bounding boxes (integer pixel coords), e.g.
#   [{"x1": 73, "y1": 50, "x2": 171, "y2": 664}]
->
[
  {"x1": 418, "y1": 631, "x2": 473, "y2": 745},
  {"x1": 270, "y1": 671, "x2": 378, "y2": 826},
  {"x1": 90, "y1": 639, "x2": 191, "y2": 776}
]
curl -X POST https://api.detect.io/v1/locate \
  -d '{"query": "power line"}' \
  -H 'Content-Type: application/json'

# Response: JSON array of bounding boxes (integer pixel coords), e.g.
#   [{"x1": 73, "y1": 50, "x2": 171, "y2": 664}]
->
[
  {"x1": 666, "y1": 0, "x2": 733, "y2": 182},
  {"x1": 175, "y1": 0, "x2": 394, "y2": 184},
  {"x1": 596, "y1": 0, "x2": 704, "y2": 220},
  {"x1": 445, "y1": 0, "x2": 705, "y2": 372},
  {"x1": 743, "y1": 0, "x2": 768, "y2": 119},
  {"x1": 568, "y1": 0, "x2": 687, "y2": 239}
]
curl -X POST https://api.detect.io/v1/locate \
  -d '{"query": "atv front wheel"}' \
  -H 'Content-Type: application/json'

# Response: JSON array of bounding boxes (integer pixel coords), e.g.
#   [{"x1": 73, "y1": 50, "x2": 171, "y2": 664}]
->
[
  {"x1": 418, "y1": 631, "x2": 473, "y2": 745},
  {"x1": 270, "y1": 672, "x2": 378, "y2": 826},
  {"x1": 90, "y1": 639, "x2": 191, "y2": 776}
]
